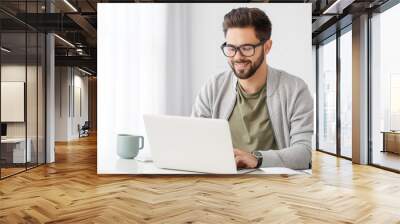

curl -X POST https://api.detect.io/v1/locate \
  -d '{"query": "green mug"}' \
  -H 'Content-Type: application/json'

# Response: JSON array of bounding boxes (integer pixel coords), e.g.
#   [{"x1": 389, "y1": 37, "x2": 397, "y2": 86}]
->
[{"x1": 117, "y1": 134, "x2": 144, "y2": 159}]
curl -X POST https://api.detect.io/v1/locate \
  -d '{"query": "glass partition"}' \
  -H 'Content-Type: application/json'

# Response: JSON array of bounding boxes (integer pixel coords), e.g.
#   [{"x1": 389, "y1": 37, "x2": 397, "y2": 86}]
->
[
  {"x1": 1, "y1": 31, "x2": 28, "y2": 177},
  {"x1": 0, "y1": 1, "x2": 46, "y2": 179}
]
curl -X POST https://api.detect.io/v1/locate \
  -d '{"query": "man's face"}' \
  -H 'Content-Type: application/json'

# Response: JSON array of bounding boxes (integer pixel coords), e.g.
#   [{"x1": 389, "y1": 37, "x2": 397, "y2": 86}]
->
[{"x1": 225, "y1": 27, "x2": 269, "y2": 80}]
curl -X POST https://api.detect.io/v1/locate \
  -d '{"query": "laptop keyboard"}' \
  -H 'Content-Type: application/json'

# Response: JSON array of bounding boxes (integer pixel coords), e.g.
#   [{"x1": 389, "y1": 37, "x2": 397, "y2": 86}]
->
[{"x1": 237, "y1": 168, "x2": 257, "y2": 174}]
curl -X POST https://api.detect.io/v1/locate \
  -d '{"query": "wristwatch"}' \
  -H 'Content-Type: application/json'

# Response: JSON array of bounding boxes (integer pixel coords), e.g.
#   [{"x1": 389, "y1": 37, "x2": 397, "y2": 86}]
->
[{"x1": 251, "y1": 151, "x2": 263, "y2": 168}]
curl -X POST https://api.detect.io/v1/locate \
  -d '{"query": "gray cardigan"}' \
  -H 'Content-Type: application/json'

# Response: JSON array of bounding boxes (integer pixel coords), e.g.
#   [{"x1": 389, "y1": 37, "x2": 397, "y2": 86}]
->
[{"x1": 191, "y1": 66, "x2": 314, "y2": 170}]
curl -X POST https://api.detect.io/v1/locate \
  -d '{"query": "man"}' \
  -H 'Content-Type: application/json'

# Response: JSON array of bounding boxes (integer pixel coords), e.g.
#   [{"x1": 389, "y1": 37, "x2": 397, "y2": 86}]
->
[{"x1": 191, "y1": 7, "x2": 314, "y2": 170}]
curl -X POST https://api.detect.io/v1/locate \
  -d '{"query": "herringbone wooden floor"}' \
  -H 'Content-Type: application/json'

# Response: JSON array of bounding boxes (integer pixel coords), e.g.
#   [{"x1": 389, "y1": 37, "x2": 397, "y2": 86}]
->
[{"x1": 1, "y1": 134, "x2": 400, "y2": 224}]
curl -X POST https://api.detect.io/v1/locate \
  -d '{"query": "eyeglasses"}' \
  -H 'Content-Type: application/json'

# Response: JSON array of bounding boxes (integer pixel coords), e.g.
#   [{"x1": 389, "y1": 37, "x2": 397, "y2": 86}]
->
[{"x1": 220, "y1": 40, "x2": 266, "y2": 57}]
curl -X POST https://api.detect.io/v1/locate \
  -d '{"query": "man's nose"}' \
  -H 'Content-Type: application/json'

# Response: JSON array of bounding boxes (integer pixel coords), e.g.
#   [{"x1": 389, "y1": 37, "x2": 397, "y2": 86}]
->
[{"x1": 233, "y1": 49, "x2": 245, "y2": 61}]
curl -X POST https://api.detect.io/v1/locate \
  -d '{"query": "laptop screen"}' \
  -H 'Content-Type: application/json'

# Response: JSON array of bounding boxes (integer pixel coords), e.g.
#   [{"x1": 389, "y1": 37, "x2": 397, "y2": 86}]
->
[{"x1": 1, "y1": 123, "x2": 7, "y2": 137}]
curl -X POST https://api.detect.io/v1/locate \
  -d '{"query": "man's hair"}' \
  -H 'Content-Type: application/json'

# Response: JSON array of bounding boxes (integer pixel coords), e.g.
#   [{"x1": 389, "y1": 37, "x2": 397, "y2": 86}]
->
[{"x1": 223, "y1": 7, "x2": 272, "y2": 41}]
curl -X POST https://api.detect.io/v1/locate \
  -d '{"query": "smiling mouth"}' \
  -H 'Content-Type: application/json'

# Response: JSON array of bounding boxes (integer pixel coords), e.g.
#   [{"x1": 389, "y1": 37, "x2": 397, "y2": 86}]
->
[{"x1": 234, "y1": 62, "x2": 250, "y2": 69}]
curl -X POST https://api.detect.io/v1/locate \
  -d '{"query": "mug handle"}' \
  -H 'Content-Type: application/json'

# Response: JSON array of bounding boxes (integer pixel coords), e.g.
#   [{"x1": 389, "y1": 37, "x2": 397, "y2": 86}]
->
[{"x1": 139, "y1": 136, "x2": 144, "y2": 150}]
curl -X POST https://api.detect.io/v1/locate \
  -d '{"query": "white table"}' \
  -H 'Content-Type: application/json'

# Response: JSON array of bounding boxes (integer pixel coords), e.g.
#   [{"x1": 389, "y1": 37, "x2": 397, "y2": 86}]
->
[
  {"x1": 1, "y1": 138, "x2": 32, "y2": 163},
  {"x1": 98, "y1": 151, "x2": 311, "y2": 175}
]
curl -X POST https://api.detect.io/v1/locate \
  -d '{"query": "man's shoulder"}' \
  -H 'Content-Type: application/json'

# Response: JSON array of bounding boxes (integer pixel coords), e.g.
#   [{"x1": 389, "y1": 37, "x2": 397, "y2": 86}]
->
[
  {"x1": 271, "y1": 67, "x2": 308, "y2": 91},
  {"x1": 203, "y1": 70, "x2": 233, "y2": 89},
  {"x1": 210, "y1": 70, "x2": 233, "y2": 83}
]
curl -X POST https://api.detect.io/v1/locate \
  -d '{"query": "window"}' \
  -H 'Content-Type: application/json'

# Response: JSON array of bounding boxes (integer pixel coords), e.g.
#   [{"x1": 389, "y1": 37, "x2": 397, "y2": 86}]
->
[
  {"x1": 370, "y1": 2, "x2": 400, "y2": 171},
  {"x1": 340, "y1": 29, "x2": 352, "y2": 158},
  {"x1": 317, "y1": 36, "x2": 337, "y2": 154}
]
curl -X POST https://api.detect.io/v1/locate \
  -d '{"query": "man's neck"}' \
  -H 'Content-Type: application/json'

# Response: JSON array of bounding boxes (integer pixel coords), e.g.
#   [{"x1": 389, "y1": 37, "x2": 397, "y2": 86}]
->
[{"x1": 238, "y1": 63, "x2": 268, "y2": 94}]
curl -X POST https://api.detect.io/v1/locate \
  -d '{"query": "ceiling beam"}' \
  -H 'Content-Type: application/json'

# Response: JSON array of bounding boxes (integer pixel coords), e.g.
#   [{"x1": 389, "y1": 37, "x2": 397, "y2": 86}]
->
[
  {"x1": 55, "y1": 55, "x2": 96, "y2": 70},
  {"x1": 322, "y1": 0, "x2": 356, "y2": 14},
  {"x1": 67, "y1": 13, "x2": 97, "y2": 46}
]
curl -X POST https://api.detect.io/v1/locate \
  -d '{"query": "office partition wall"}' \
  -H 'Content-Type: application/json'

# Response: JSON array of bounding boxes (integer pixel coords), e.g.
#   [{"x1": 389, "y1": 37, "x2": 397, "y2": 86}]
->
[{"x1": 0, "y1": 1, "x2": 47, "y2": 179}]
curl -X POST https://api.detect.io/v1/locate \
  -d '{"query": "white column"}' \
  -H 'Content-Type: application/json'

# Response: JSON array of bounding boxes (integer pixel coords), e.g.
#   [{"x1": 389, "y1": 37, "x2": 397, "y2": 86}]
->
[
  {"x1": 46, "y1": 32, "x2": 55, "y2": 163},
  {"x1": 45, "y1": 0, "x2": 56, "y2": 163},
  {"x1": 352, "y1": 14, "x2": 369, "y2": 164}
]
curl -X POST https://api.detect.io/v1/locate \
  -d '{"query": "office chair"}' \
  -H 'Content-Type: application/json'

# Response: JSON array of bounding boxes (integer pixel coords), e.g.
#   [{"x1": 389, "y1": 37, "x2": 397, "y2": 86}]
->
[{"x1": 79, "y1": 121, "x2": 90, "y2": 138}]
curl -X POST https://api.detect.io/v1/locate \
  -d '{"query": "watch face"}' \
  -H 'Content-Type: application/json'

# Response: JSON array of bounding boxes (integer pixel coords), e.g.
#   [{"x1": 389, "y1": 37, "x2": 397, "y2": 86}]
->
[
  {"x1": 252, "y1": 151, "x2": 262, "y2": 158},
  {"x1": 252, "y1": 151, "x2": 263, "y2": 168}
]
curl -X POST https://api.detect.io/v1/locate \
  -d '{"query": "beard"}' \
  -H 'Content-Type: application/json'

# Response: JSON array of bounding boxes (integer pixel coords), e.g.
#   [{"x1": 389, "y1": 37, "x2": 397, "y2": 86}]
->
[{"x1": 229, "y1": 51, "x2": 265, "y2": 80}]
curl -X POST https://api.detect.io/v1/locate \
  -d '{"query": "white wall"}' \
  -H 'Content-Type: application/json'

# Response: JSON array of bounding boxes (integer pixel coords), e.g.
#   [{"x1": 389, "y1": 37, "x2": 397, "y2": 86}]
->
[
  {"x1": 73, "y1": 73, "x2": 89, "y2": 137},
  {"x1": 1, "y1": 66, "x2": 25, "y2": 144},
  {"x1": 55, "y1": 67, "x2": 69, "y2": 141},
  {"x1": 55, "y1": 67, "x2": 89, "y2": 141},
  {"x1": 1, "y1": 82, "x2": 24, "y2": 123}
]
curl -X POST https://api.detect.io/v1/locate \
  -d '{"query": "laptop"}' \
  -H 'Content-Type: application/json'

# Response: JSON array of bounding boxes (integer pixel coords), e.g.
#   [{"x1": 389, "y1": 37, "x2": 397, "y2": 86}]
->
[{"x1": 143, "y1": 114, "x2": 256, "y2": 174}]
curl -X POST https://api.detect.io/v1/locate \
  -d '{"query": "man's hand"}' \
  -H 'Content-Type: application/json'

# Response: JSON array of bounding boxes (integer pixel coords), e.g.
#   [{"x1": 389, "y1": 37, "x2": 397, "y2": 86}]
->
[{"x1": 233, "y1": 148, "x2": 258, "y2": 169}]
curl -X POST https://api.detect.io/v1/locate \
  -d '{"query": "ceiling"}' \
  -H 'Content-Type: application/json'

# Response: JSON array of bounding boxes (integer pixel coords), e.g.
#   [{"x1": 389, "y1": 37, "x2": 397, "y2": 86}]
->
[{"x1": 0, "y1": 0, "x2": 393, "y2": 75}]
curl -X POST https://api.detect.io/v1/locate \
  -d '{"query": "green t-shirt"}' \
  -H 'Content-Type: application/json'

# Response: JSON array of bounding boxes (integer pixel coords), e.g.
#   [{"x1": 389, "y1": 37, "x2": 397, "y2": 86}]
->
[{"x1": 228, "y1": 83, "x2": 277, "y2": 153}]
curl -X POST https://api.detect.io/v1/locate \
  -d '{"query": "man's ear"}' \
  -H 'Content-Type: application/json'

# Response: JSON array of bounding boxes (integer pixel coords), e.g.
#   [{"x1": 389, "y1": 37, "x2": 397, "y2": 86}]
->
[{"x1": 264, "y1": 39, "x2": 272, "y2": 54}]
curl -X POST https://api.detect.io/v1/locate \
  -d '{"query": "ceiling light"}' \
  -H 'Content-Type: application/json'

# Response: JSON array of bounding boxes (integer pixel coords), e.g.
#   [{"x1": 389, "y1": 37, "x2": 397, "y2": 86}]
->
[
  {"x1": 63, "y1": 0, "x2": 78, "y2": 12},
  {"x1": 54, "y1": 34, "x2": 75, "y2": 48},
  {"x1": 1, "y1": 47, "x2": 11, "y2": 53},
  {"x1": 323, "y1": 0, "x2": 354, "y2": 15},
  {"x1": 78, "y1": 67, "x2": 93, "y2": 76}
]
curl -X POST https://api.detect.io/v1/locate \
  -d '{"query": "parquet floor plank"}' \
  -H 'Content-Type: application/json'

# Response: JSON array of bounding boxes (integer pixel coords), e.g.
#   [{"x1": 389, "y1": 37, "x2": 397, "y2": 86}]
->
[{"x1": 1, "y1": 134, "x2": 400, "y2": 223}]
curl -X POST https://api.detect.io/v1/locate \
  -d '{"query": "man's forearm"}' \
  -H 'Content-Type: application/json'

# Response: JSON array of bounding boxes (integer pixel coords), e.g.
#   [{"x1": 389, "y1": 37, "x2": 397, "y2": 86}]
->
[{"x1": 259, "y1": 144, "x2": 312, "y2": 170}]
